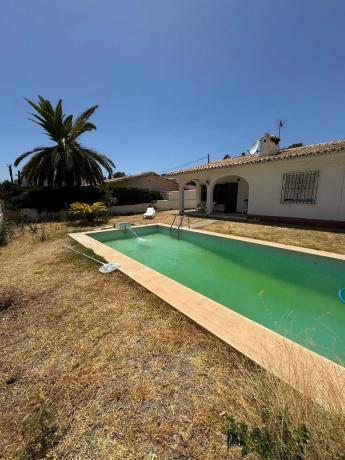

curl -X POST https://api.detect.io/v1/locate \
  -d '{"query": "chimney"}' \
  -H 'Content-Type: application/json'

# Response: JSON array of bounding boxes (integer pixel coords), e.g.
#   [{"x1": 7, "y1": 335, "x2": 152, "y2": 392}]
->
[{"x1": 259, "y1": 133, "x2": 280, "y2": 156}]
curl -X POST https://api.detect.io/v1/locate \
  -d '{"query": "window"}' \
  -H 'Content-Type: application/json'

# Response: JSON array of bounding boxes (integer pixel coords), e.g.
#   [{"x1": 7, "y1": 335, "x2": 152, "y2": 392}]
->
[{"x1": 281, "y1": 171, "x2": 319, "y2": 204}]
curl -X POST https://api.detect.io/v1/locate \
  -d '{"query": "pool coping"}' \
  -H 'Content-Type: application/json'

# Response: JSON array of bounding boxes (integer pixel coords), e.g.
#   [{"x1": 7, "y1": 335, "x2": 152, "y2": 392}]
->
[{"x1": 69, "y1": 223, "x2": 345, "y2": 412}]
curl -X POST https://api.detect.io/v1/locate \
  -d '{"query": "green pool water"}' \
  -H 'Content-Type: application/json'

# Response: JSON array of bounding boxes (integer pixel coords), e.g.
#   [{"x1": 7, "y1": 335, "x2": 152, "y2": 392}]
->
[{"x1": 89, "y1": 225, "x2": 345, "y2": 365}]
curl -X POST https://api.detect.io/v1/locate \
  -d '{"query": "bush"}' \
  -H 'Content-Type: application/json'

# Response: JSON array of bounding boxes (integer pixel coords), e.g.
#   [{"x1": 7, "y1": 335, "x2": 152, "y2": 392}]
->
[
  {"x1": 0, "y1": 200, "x2": 10, "y2": 245},
  {"x1": 102, "y1": 185, "x2": 161, "y2": 205},
  {"x1": 69, "y1": 201, "x2": 108, "y2": 222},
  {"x1": 224, "y1": 412, "x2": 310, "y2": 459},
  {"x1": 13, "y1": 186, "x2": 105, "y2": 211},
  {"x1": 19, "y1": 401, "x2": 60, "y2": 460},
  {"x1": 0, "y1": 182, "x2": 161, "y2": 211},
  {"x1": 0, "y1": 218, "x2": 10, "y2": 245},
  {"x1": 0, "y1": 181, "x2": 26, "y2": 204}
]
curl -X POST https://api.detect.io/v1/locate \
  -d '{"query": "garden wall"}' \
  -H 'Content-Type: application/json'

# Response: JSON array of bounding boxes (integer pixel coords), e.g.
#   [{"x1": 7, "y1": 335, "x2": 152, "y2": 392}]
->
[
  {"x1": 19, "y1": 190, "x2": 197, "y2": 220},
  {"x1": 109, "y1": 190, "x2": 196, "y2": 214}
]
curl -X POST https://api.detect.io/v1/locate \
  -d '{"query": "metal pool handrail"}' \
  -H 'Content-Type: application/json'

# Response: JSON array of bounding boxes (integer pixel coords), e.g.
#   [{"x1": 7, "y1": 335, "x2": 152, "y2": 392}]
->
[
  {"x1": 170, "y1": 214, "x2": 190, "y2": 239},
  {"x1": 170, "y1": 214, "x2": 178, "y2": 235}
]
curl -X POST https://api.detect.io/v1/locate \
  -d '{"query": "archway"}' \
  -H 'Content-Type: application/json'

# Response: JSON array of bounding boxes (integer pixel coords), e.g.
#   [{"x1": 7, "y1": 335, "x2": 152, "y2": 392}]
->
[
  {"x1": 178, "y1": 178, "x2": 208, "y2": 214},
  {"x1": 211, "y1": 175, "x2": 249, "y2": 214},
  {"x1": 183, "y1": 178, "x2": 207, "y2": 211}
]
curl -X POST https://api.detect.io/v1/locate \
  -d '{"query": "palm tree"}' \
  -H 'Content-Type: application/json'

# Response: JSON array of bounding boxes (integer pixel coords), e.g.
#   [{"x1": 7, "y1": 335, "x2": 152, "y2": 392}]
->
[{"x1": 14, "y1": 96, "x2": 115, "y2": 186}]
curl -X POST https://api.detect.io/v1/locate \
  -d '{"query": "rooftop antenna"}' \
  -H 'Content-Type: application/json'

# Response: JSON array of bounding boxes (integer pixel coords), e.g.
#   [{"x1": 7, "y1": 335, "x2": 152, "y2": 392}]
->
[{"x1": 278, "y1": 119, "x2": 284, "y2": 139}]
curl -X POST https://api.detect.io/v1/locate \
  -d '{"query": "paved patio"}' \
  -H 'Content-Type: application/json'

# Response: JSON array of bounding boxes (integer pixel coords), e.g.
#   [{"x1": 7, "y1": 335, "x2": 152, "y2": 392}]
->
[{"x1": 185, "y1": 210, "x2": 249, "y2": 221}]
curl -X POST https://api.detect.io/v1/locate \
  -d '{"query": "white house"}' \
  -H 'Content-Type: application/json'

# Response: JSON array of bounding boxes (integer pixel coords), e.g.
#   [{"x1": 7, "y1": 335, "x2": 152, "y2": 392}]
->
[{"x1": 171, "y1": 134, "x2": 345, "y2": 227}]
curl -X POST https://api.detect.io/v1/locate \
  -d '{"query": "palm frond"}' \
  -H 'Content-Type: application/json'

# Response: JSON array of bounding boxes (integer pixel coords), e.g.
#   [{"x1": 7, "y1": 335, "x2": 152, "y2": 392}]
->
[
  {"x1": 14, "y1": 147, "x2": 46, "y2": 167},
  {"x1": 21, "y1": 149, "x2": 54, "y2": 185},
  {"x1": 76, "y1": 105, "x2": 99, "y2": 122},
  {"x1": 64, "y1": 115, "x2": 73, "y2": 131},
  {"x1": 26, "y1": 96, "x2": 67, "y2": 141},
  {"x1": 69, "y1": 105, "x2": 99, "y2": 140},
  {"x1": 18, "y1": 97, "x2": 114, "y2": 186},
  {"x1": 77, "y1": 144, "x2": 115, "y2": 172}
]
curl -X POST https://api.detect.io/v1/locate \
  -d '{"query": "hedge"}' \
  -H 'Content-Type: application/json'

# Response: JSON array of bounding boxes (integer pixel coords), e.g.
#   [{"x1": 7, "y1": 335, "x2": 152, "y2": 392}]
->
[
  {"x1": 107, "y1": 186, "x2": 161, "y2": 206},
  {"x1": 0, "y1": 182, "x2": 161, "y2": 211}
]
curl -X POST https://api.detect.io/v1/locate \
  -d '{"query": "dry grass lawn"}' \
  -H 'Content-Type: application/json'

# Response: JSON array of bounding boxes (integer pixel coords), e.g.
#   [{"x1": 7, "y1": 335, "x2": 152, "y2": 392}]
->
[
  {"x1": 0, "y1": 212, "x2": 345, "y2": 459},
  {"x1": 201, "y1": 218, "x2": 345, "y2": 254}
]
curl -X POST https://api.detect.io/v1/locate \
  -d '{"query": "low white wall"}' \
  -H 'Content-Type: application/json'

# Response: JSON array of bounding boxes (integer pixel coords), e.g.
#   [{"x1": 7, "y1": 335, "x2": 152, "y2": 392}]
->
[
  {"x1": 20, "y1": 208, "x2": 67, "y2": 221},
  {"x1": 21, "y1": 208, "x2": 40, "y2": 221},
  {"x1": 109, "y1": 192, "x2": 196, "y2": 214},
  {"x1": 158, "y1": 189, "x2": 196, "y2": 210},
  {"x1": 161, "y1": 189, "x2": 196, "y2": 201},
  {"x1": 109, "y1": 203, "x2": 150, "y2": 215},
  {"x1": 156, "y1": 198, "x2": 196, "y2": 211}
]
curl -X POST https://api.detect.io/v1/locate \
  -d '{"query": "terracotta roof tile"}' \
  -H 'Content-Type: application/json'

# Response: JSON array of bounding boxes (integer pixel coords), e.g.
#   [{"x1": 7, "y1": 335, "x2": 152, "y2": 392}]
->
[
  {"x1": 170, "y1": 138, "x2": 345, "y2": 175},
  {"x1": 106, "y1": 171, "x2": 176, "y2": 184}
]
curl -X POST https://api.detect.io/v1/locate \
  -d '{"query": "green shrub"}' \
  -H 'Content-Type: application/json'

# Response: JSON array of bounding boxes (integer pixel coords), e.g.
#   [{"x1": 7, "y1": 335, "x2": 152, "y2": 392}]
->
[
  {"x1": 0, "y1": 218, "x2": 9, "y2": 245},
  {"x1": 0, "y1": 182, "x2": 161, "y2": 211},
  {"x1": 102, "y1": 184, "x2": 161, "y2": 205},
  {"x1": 69, "y1": 201, "x2": 108, "y2": 222},
  {"x1": 224, "y1": 412, "x2": 310, "y2": 459},
  {"x1": 0, "y1": 181, "x2": 25, "y2": 205},
  {"x1": 19, "y1": 402, "x2": 60, "y2": 460},
  {"x1": 0, "y1": 201, "x2": 10, "y2": 245},
  {"x1": 13, "y1": 186, "x2": 105, "y2": 211}
]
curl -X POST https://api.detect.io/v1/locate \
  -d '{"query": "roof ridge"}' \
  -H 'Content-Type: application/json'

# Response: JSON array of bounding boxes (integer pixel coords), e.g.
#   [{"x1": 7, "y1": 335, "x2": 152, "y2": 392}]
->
[
  {"x1": 170, "y1": 137, "x2": 345, "y2": 175},
  {"x1": 105, "y1": 171, "x2": 177, "y2": 183},
  {"x1": 281, "y1": 138, "x2": 345, "y2": 151}
]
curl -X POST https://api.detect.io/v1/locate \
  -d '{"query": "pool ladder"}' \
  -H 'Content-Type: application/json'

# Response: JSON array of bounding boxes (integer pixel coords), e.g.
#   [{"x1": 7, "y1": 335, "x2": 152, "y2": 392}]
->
[{"x1": 170, "y1": 213, "x2": 190, "y2": 239}]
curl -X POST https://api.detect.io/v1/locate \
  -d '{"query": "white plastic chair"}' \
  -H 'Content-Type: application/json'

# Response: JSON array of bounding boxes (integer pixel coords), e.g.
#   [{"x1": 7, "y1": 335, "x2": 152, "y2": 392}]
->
[{"x1": 143, "y1": 207, "x2": 156, "y2": 219}]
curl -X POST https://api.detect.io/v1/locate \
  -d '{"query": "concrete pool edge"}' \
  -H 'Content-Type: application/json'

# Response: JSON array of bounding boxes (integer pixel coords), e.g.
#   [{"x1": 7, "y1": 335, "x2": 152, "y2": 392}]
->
[{"x1": 69, "y1": 224, "x2": 345, "y2": 412}]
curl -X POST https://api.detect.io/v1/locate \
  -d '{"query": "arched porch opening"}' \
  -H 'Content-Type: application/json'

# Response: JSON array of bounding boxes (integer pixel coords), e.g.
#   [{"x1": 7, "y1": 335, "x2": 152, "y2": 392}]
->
[
  {"x1": 211, "y1": 175, "x2": 249, "y2": 215},
  {"x1": 178, "y1": 178, "x2": 207, "y2": 214}
]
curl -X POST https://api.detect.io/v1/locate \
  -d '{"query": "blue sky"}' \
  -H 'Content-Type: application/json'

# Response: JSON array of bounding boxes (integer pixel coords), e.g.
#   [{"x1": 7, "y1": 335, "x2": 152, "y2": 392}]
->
[{"x1": 1, "y1": 0, "x2": 345, "y2": 180}]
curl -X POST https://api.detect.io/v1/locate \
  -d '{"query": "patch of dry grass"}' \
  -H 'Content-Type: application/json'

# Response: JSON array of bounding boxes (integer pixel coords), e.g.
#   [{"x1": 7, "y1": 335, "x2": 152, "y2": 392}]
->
[
  {"x1": 0, "y1": 215, "x2": 344, "y2": 459},
  {"x1": 202, "y1": 219, "x2": 345, "y2": 254}
]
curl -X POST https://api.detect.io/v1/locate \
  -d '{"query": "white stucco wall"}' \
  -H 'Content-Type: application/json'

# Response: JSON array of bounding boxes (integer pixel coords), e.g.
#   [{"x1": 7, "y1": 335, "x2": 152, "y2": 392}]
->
[
  {"x1": 157, "y1": 189, "x2": 196, "y2": 210},
  {"x1": 237, "y1": 179, "x2": 249, "y2": 211},
  {"x1": 177, "y1": 151, "x2": 345, "y2": 222},
  {"x1": 106, "y1": 191, "x2": 196, "y2": 214},
  {"x1": 244, "y1": 154, "x2": 345, "y2": 221}
]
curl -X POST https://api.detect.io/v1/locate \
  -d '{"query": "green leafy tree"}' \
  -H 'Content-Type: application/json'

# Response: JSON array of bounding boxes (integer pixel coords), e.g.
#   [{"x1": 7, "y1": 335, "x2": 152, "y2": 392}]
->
[
  {"x1": 109, "y1": 171, "x2": 126, "y2": 179},
  {"x1": 14, "y1": 96, "x2": 115, "y2": 186}
]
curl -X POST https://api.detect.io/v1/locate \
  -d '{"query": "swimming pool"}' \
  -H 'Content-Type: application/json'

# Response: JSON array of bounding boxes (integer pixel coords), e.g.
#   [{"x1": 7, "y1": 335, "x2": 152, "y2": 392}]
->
[{"x1": 88, "y1": 224, "x2": 345, "y2": 365}]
